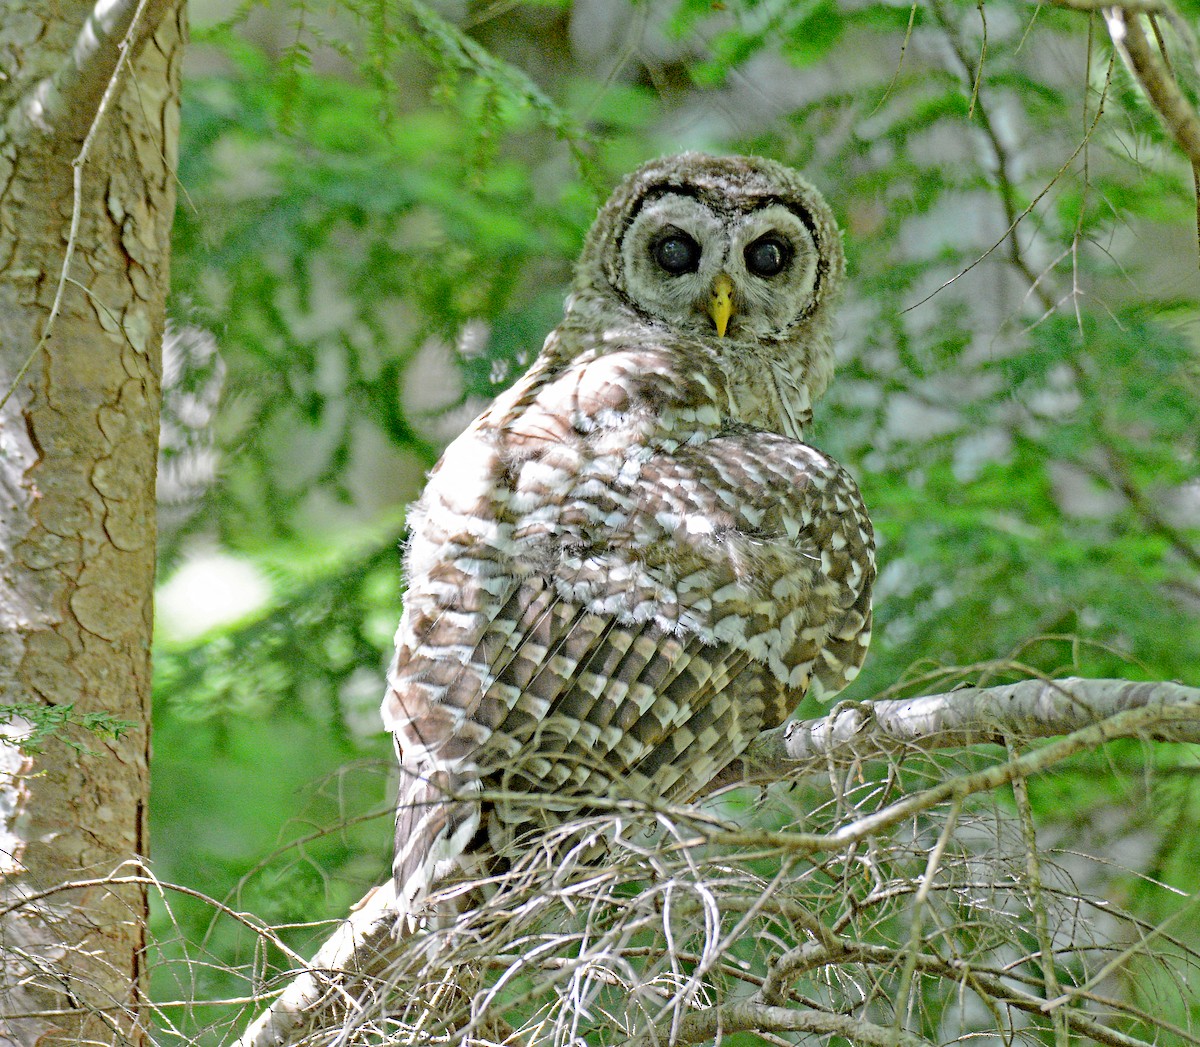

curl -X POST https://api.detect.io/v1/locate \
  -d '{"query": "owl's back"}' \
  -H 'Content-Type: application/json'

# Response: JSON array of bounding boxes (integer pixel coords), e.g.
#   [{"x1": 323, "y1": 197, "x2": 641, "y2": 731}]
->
[{"x1": 384, "y1": 331, "x2": 873, "y2": 906}]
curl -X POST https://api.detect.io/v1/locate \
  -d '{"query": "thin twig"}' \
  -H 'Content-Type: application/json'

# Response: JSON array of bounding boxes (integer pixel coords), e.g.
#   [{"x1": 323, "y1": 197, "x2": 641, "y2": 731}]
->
[
  {"x1": 892, "y1": 798, "x2": 960, "y2": 1039},
  {"x1": 1007, "y1": 738, "x2": 1069, "y2": 1046}
]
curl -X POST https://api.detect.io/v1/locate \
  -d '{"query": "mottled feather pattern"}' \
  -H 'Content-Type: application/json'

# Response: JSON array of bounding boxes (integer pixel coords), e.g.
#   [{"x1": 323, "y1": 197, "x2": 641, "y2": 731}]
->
[{"x1": 383, "y1": 154, "x2": 875, "y2": 923}]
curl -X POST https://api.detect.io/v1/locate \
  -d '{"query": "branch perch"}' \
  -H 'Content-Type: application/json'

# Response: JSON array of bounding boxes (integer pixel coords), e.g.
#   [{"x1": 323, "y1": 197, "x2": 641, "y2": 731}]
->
[
  {"x1": 235, "y1": 676, "x2": 1200, "y2": 1046},
  {"x1": 732, "y1": 676, "x2": 1200, "y2": 780}
]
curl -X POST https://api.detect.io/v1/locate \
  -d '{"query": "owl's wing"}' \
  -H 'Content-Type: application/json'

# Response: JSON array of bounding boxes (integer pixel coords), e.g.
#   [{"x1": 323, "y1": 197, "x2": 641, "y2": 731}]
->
[
  {"x1": 383, "y1": 346, "x2": 874, "y2": 919},
  {"x1": 385, "y1": 575, "x2": 767, "y2": 920}
]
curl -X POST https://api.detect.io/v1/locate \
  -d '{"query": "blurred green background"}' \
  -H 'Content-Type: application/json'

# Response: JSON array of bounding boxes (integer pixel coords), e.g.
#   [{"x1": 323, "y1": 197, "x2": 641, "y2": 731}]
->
[{"x1": 148, "y1": 0, "x2": 1200, "y2": 1039}]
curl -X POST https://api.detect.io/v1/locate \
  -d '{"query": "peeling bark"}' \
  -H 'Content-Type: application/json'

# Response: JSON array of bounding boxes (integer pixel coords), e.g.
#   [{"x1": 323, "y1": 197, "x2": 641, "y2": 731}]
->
[{"x1": 0, "y1": 0, "x2": 182, "y2": 1042}]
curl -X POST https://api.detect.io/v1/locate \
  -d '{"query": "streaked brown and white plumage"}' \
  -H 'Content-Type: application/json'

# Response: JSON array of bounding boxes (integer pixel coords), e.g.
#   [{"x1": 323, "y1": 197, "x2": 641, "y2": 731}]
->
[{"x1": 381, "y1": 153, "x2": 875, "y2": 923}]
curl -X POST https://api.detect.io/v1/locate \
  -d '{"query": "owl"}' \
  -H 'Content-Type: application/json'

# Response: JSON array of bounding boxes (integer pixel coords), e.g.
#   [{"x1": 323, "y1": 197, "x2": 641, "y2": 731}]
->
[{"x1": 382, "y1": 153, "x2": 875, "y2": 923}]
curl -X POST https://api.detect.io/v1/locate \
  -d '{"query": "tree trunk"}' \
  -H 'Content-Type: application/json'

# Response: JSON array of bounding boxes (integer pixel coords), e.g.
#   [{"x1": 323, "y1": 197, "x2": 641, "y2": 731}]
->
[{"x1": 0, "y1": 0, "x2": 182, "y2": 1042}]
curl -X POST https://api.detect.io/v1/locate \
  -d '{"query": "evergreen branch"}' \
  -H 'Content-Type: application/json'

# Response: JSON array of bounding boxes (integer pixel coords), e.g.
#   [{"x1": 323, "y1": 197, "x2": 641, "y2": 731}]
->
[
  {"x1": 399, "y1": 0, "x2": 600, "y2": 188},
  {"x1": 0, "y1": 702, "x2": 137, "y2": 754}
]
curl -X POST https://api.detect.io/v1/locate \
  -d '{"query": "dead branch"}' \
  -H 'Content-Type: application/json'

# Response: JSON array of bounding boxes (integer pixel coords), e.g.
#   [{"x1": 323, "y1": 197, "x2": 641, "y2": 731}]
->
[
  {"x1": 731, "y1": 676, "x2": 1200, "y2": 780},
  {"x1": 232, "y1": 675, "x2": 1200, "y2": 1046},
  {"x1": 635, "y1": 1000, "x2": 936, "y2": 1047},
  {"x1": 234, "y1": 881, "x2": 405, "y2": 1047},
  {"x1": 1106, "y1": 7, "x2": 1200, "y2": 164},
  {"x1": 759, "y1": 937, "x2": 1162, "y2": 1047},
  {"x1": 1100, "y1": 2, "x2": 1200, "y2": 256}
]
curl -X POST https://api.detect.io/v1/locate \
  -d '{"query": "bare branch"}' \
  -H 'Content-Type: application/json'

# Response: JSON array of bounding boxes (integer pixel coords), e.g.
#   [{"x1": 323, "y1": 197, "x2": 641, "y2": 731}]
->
[
  {"x1": 1102, "y1": 4, "x2": 1200, "y2": 255},
  {"x1": 1048, "y1": 0, "x2": 1171, "y2": 14},
  {"x1": 1044, "y1": 0, "x2": 1200, "y2": 58},
  {"x1": 235, "y1": 881, "x2": 405, "y2": 1047},
  {"x1": 701, "y1": 690, "x2": 1200, "y2": 871},
  {"x1": 732, "y1": 677, "x2": 1200, "y2": 778},
  {"x1": 1008, "y1": 737, "x2": 1069, "y2": 1046},
  {"x1": 636, "y1": 1000, "x2": 935, "y2": 1047}
]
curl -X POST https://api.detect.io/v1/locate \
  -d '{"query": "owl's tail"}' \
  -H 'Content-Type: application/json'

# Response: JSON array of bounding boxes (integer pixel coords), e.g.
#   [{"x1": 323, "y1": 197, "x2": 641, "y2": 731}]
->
[{"x1": 392, "y1": 762, "x2": 482, "y2": 927}]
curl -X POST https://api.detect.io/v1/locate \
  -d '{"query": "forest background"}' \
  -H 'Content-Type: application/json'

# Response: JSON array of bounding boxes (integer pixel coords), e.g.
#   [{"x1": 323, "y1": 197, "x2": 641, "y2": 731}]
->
[{"x1": 2, "y1": 0, "x2": 1200, "y2": 1041}]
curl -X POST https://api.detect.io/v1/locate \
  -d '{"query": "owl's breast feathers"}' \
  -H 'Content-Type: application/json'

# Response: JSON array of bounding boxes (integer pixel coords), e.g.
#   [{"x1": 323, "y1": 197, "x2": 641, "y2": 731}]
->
[{"x1": 384, "y1": 340, "x2": 873, "y2": 913}]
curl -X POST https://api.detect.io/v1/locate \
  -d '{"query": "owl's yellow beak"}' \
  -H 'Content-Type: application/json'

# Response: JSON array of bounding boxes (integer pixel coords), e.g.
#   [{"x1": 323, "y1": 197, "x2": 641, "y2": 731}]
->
[{"x1": 707, "y1": 274, "x2": 734, "y2": 338}]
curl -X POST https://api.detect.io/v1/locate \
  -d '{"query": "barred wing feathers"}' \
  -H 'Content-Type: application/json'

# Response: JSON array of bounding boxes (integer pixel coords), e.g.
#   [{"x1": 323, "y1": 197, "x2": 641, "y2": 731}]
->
[{"x1": 382, "y1": 340, "x2": 874, "y2": 921}]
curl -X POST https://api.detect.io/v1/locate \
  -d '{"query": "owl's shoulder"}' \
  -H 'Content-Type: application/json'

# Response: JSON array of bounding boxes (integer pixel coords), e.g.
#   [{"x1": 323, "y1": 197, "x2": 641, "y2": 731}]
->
[{"x1": 495, "y1": 329, "x2": 730, "y2": 451}]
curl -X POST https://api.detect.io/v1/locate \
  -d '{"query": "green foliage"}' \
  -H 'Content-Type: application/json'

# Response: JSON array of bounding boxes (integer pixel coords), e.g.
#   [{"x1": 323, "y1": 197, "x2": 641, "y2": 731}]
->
[
  {"x1": 152, "y1": 0, "x2": 1200, "y2": 1038},
  {"x1": 0, "y1": 702, "x2": 137, "y2": 754},
  {"x1": 156, "y1": 526, "x2": 403, "y2": 723}
]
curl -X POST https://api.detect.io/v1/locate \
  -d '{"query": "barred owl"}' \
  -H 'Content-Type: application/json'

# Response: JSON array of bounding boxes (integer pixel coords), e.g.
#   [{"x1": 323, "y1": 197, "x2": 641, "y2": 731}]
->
[{"x1": 382, "y1": 153, "x2": 875, "y2": 922}]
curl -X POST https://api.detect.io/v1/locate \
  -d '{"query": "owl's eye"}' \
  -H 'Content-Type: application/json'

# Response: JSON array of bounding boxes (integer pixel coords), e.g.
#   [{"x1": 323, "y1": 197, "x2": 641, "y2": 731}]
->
[
  {"x1": 652, "y1": 231, "x2": 702, "y2": 276},
  {"x1": 744, "y1": 235, "x2": 791, "y2": 278}
]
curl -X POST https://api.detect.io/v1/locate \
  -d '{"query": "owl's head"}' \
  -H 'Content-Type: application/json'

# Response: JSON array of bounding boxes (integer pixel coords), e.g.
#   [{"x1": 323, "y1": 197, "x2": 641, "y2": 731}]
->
[{"x1": 571, "y1": 153, "x2": 845, "y2": 434}]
